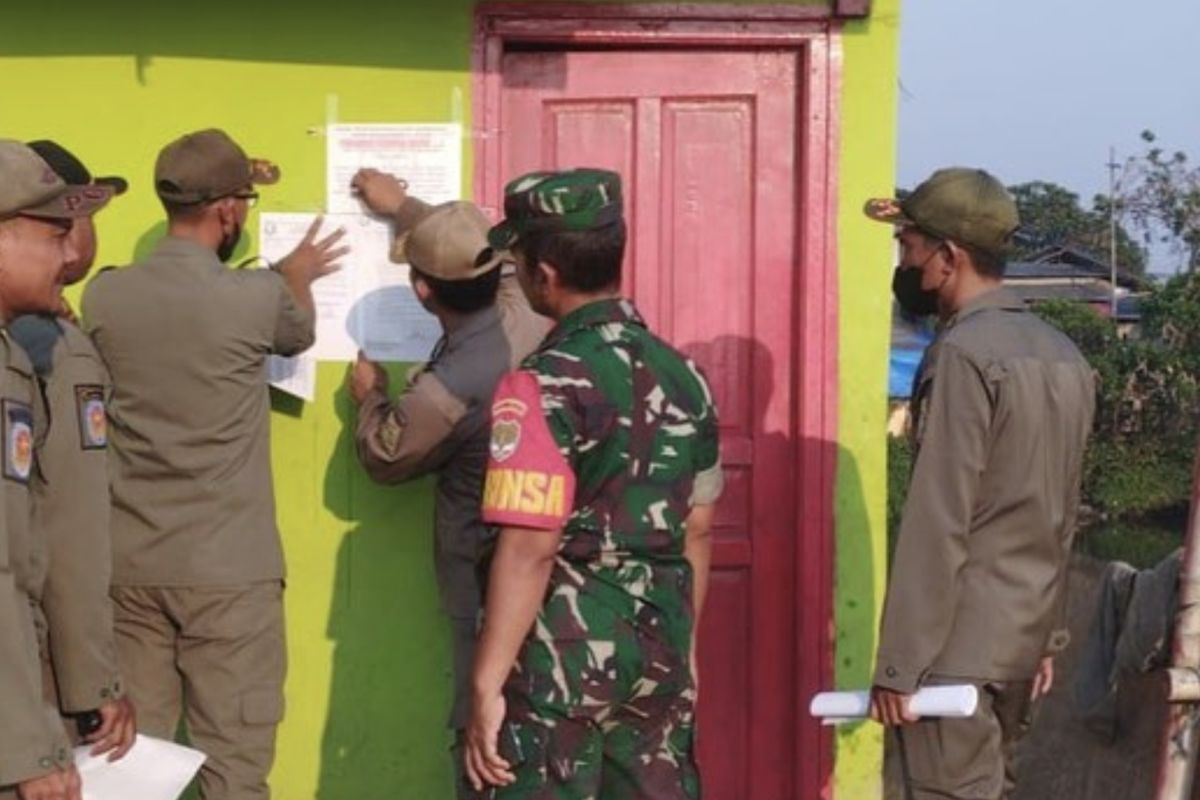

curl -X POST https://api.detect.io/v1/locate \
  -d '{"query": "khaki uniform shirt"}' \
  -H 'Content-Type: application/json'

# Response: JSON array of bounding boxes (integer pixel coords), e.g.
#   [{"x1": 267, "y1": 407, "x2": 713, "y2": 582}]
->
[
  {"x1": 10, "y1": 314, "x2": 124, "y2": 712},
  {"x1": 355, "y1": 273, "x2": 547, "y2": 618},
  {"x1": 81, "y1": 237, "x2": 315, "y2": 586},
  {"x1": 875, "y1": 288, "x2": 1095, "y2": 693},
  {"x1": 0, "y1": 330, "x2": 72, "y2": 785}
]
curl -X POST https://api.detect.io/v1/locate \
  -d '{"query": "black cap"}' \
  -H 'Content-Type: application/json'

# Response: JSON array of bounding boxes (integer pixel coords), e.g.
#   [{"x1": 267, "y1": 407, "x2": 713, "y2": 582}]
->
[{"x1": 26, "y1": 140, "x2": 128, "y2": 196}]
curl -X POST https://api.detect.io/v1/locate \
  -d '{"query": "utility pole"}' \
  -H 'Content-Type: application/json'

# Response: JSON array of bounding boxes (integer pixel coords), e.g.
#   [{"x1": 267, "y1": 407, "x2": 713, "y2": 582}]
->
[
  {"x1": 1108, "y1": 147, "x2": 1121, "y2": 317},
  {"x1": 1155, "y1": 435, "x2": 1200, "y2": 798}
]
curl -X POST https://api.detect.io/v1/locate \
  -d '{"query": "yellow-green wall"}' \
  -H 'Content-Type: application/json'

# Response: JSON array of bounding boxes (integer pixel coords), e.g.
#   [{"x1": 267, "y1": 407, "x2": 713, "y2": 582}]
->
[
  {"x1": 0, "y1": 1, "x2": 898, "y2": 796},
  {"x1": 835, "y1": 1, "x2": 901, "y2": 797}
]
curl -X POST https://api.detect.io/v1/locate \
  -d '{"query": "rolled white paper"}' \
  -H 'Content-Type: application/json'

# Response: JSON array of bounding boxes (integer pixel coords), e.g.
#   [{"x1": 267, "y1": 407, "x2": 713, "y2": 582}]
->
[{"x1": 809, "y1": 684, "x2": 978, "y2": 725}]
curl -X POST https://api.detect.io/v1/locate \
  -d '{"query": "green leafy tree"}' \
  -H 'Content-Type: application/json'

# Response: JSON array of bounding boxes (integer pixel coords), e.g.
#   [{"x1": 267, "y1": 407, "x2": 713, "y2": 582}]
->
[
  {"x1": 1118, "y1": 130, "x2": 1200, "y2": 273},
  {"x1": 1008, "y1": 180, "x2": 1147, "y2": 274},
  {"x1": 1033, "y1": 293, "x2": 1200, "y2": 519}
]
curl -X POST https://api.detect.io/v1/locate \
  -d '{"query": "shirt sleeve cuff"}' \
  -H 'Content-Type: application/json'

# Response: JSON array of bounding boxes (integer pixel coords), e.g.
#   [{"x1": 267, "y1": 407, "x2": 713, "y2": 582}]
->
[
  {"x1": 0, "y1": 717, "x2": 72, "y2": 786},
  {"x1": 872, "y1": 658, "x2": 926, "y2": 694},
  {"x1": 60, "y1": 673, "x2": 125, "y2": 715},
  {"x1": 1044, "y1": 628, "x2": 1071, "y2": 655},
  {"x1": 691, "y1": 463, "x2": 724, "y2": 505}
]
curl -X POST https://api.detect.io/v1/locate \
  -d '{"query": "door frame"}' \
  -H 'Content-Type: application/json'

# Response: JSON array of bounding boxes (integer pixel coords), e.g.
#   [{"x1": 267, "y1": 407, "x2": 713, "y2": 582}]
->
[{"x1": 472, "y1": 5, "x2": 844, "y2": 796}]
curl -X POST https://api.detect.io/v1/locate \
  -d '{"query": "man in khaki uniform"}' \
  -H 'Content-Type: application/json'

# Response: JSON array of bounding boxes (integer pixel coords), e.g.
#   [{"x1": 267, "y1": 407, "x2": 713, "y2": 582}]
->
[
  {"x1": 10, "y1": 140, "x2": 135, "y2": 760},
  {"x1": 81, "y1": 129, "x2": 346, "y2": 800},
  {"x1": 865, "y1": 168, "x2": 1095, "y2": 799},
  {"x1": 347, "y1": 168, "x2": 547, "y2": 799},
  {"x1": 0, "y1": 140, "x2": 111, "y2": 800}
]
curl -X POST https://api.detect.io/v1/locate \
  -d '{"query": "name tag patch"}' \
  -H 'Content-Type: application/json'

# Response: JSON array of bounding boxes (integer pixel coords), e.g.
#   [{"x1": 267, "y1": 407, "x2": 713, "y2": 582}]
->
[
  {"x1": 75, "y1": 384, "x2": 107, "y2": 450},
  {"x1": 3, "y1": 399, "x2": 34, "y2": 484}
]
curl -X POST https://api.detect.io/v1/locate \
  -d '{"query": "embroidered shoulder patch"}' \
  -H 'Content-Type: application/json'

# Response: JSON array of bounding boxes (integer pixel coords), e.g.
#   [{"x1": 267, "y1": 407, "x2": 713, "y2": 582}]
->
[
  {"x1": 75, "y1": 384, "x2": 108, "y2": 450},
  {"x1": 2, "y1": 399, "x2": 34, "y2": 484},
  {"x1": 489, "y1": 397, "x2": 527, "y2": 463},
  {"x1": 481, "y1": 371, "x2": 576, "y2": 530}
]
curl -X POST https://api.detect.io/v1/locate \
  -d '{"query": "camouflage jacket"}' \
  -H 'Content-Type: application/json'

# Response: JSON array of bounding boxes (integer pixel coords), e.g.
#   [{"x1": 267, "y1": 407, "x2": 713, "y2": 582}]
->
[{"x1": 483, "y1": 298, "x2": 722, "y2": 653}]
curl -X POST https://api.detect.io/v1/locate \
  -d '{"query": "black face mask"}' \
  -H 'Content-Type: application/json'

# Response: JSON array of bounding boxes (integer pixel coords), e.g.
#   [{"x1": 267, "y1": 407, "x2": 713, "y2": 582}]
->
[
  {"x1": 217, "y1": 222, "x2": 243, "y2": 263},
  {"x1": 892, "y1": 265, "x2": 940, "y2": 318}
]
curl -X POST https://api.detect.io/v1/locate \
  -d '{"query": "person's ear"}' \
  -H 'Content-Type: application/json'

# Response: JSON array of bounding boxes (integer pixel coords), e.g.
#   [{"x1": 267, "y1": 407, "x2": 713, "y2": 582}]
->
[
  {"x1": 215, "y1": 198, "x2": 238, "y2": 231},
  {"x1": 939, "y1": 240, "x2": 962, "y2": 276},
  {"x1": 536, "y1": 260, "x2": 557, "y2": 290},
  {"x1": 413, "y1": 274, "x2": 433, "y2": 304}
]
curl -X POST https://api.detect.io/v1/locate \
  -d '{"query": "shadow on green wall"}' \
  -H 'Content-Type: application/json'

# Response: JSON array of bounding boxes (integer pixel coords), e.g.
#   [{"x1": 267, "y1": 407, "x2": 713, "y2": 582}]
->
[
  {"x1": 832, "y1": 438, "x2": 877, "y2": 764},
  {"x1": 316, "y1": 374, "x2": 455, "y2": 799},
  {"x1": 0, "y1": 1, "x2": 472, "y2": 71}
]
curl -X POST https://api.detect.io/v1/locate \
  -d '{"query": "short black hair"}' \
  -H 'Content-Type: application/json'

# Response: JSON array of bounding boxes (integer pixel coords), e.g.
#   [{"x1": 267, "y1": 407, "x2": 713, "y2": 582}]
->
[
  {"x1": 162, "y1": 199, "x2": 206, "y2": 220},
  {"x1": 411, "y1": 252, "x2": 501, "y2": 314},
  {"x1": 961, "y1": 242, "x2": 1008, "y2": 278},
  {"x1": 517, "y1": 220, "x2": 626, "y2": 293},
  {"x1": 915, "y1": 227, "x2": 1007, "y2": 279}
]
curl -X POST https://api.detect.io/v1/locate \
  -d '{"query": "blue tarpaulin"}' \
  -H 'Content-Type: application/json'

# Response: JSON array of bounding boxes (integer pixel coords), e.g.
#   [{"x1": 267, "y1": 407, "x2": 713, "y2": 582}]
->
[{"x1": 889, "y1": 314, "x2": 934, "y2": 398}]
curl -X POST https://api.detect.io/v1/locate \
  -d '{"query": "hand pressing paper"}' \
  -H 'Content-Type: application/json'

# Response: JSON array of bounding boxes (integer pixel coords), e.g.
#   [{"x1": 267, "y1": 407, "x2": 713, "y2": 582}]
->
[
  {"x1": 76, "y1": 735, "x2": 206, "y2": 800},
  {"x1": 809, "y1": 685, "x2": 979, "y2": 725}
]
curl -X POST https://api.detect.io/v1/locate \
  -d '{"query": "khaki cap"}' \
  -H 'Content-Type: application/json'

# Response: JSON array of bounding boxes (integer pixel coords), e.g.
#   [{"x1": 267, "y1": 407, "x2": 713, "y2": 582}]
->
[
  {"x1": 155, "y1": 128, "x2": 280, "y2": 205},
  {"x1": 391, "y1": 200, "x2": 504, "y2": 281},
  {"x1": 864, "y1": 167, "x2": 1019, "y2": 256},
  {"x1": 0, "y1": 139, "x2": 112, "y2": 220}
]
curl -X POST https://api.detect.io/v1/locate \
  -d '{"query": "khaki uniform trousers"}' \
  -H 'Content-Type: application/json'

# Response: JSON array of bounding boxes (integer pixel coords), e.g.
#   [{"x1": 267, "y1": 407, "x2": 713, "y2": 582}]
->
[
  {"x1": 889, "y1": 679, "x2": 1035, "y2": 800},
  {"x1": 111, "y1": 582, "x2": 286, "y2": 800}
]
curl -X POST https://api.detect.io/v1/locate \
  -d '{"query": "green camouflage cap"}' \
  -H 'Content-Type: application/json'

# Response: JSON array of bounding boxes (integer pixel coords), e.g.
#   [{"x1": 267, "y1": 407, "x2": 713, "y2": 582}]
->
[
  {"x1": 487, "y1": 168, "x2": 622, "y2": 250},
  {"x1": 864, "y1": 167, "x2": 1019, "y2": 255},
  {"x1": 155, "y1": 128, "x2": 281, "y2": 205}
]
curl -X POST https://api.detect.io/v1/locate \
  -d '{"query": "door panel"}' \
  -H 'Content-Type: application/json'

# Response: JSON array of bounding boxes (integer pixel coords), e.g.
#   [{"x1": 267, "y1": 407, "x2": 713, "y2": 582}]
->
[{"x1": 500, "y1": 49, "x2": 801, "y2": 800}]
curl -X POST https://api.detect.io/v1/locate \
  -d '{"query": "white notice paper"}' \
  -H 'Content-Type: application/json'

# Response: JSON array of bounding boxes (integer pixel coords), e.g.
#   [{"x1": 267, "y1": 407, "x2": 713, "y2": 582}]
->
[
  {"x1": 267, "y1": 350, "x2": 317, "y2": 402},
  {"x1": 326, "y1": 123, "x2": 463, "y2": 214},
  {"x1": 76, "y1": 735, "x2": 205, "y2": 800},
  {"x1": 808, "y1": 685, "x2": 978, "y2": 725},
  {"x1": 260, "y1": 213, "x2": 442, "y2": 365}
]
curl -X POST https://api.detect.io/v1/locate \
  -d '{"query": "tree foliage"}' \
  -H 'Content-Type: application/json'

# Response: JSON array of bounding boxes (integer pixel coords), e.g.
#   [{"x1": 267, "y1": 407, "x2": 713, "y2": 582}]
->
[
  {"x1": 1118, "y1": 130, "x2": 1200, "y2": 273},
  {"x1": 1034, "y1": 289, "x2": 1200, "y2": 520},
  {"x1": 1008, "y1": 180, "x2": 1147, "y2": 274}
]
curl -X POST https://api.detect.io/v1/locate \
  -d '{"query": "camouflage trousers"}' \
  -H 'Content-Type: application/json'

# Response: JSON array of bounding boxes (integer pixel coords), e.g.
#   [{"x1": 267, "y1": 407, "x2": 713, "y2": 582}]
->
[{"x1": 493, "y1": 613, "x2": 700, "y2": 800}]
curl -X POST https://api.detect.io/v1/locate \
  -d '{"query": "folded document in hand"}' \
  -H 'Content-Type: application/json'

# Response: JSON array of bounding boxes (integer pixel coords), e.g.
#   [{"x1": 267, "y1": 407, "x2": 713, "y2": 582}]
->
[
  {"x1": 75, "y1": 735, "x2": 206, "y2": 800},
  {"x1": 809, "y1": 685, "x2": 978, "y2": 725}
]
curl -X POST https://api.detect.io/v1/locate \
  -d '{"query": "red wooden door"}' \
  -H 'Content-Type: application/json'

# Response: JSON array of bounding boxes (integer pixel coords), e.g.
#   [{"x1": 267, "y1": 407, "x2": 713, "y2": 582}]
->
[{"x1": 496, "y1": 49, "x2": 805, "y2": 799}]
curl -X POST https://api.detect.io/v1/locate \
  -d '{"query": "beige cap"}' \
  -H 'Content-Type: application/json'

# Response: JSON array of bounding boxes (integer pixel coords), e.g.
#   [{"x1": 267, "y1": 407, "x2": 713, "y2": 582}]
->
[
  {"x1": 155, "y1": 128, "x2": 280, "y2": 205},
  {"x1": 0, "y1": 139, "x2": 113, "y2": 220},
  {"x1": 391, "y1": 200, "x2": 505, "y2": 281}
]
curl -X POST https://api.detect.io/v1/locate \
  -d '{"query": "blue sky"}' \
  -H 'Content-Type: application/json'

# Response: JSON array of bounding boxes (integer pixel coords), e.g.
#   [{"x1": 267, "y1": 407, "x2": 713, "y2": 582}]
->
[{"x1": 898, "y1": 0, "x2": 1200, "y2": 272}]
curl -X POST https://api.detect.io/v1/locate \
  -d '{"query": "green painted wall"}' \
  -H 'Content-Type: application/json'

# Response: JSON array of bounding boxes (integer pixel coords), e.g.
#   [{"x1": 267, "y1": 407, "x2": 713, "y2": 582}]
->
[
  {"x1": 0, "y1": 1, "x2": 898, "y2": 797},
  {"x1": 834, "y1": 1, "x2": 902, "y2": 796}
]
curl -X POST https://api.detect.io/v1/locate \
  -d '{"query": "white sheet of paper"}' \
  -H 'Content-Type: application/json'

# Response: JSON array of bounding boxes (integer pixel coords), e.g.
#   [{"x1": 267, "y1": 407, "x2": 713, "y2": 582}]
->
[
  {"x1": 259, "y1": 212, "x2": 441, "y2": 363},
  {"x1": 76, "y1": 735, "x2": 205, "y2": 800},
  {"x1": 267, "y1": 352, "x2": 317, "y2": 402},
  {"x1": 326, "y1": 123, "x2": 463, "y2": 214},
  {"x1": 808, "y1": 685, "x2": 978, "y2": 726}
]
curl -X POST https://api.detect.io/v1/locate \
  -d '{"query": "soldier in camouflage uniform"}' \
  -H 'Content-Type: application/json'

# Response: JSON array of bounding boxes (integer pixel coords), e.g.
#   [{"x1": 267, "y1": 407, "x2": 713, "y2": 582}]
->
[{"x1": 463, "y1": 169, "x2": 724, "y2": 800}]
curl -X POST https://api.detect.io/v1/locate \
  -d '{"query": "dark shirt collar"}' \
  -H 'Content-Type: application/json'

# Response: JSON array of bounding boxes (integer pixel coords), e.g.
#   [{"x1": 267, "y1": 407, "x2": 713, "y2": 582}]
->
[
  {"x1": 442, "y1": 304, "x2": 501, "y2": 350},
  {"x1": 944, "y1": 286, "x2": 1025, "y2": 330},
  {"x1": 152, "y1": 236, "x2": 224, "y2": 271},
  {"x1": 542, "y1": 297, "x2": 645, "y2": 350}
]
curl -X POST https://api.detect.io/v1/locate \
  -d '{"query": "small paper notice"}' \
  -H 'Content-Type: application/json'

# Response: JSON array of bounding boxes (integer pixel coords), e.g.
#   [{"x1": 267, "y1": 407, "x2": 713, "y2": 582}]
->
[
  {"x1": 267, "y1": 350, "x2": 317, "y2": 402},
  {"x1": 76, "y1": 735, "x2": 206, "y2": 800},
  {"x1": 259, "y1": 213, "x2": 442, "y2": 366},
  {"x1": 808, "y1": 685, "x2": 979, "y2": 725},
  {"x1": 326, "y1": 123, "x2": 463, "y2": 214}
]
